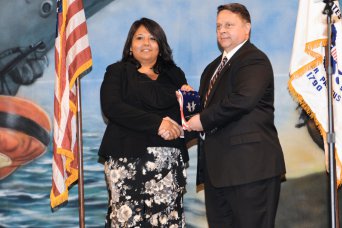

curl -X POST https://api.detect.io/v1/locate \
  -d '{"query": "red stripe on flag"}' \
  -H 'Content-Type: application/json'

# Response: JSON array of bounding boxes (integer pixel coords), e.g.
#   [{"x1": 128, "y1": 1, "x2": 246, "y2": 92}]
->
[
  {"x1": 332, "y1": 47, "x2": 337, "y2": 61},
  {"x1": 51, "y1": 0, "x2": 92, "y2": 209},
  {"x1": 66, "y1": 22, "x2": 88, "y2": 51},
  {"x1": 68, "y1": 0, "x2": 85, "y2": 19},
  {"x1": 68, "y1": 47, "x2": 92, "y2": 83}
]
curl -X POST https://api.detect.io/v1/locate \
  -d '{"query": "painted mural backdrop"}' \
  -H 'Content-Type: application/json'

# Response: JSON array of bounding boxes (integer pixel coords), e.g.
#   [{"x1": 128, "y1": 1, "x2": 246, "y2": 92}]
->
[{"x1": 0, "y1": 0, "x2": 336, "y2": 227}]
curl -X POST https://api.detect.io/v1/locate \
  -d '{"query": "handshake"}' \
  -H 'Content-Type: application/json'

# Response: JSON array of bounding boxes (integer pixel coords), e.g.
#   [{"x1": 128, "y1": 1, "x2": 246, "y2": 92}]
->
[
  {"x1": 158, "y1": 85, "x2": 202, "y2": 140},
  {"x1": 158, "y1": 116, "x2": 184, "y2": 141}
]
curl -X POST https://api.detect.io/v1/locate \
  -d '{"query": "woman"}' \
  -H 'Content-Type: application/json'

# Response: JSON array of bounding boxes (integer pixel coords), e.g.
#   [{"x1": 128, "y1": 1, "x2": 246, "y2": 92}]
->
[{"x1": 99, "y1": 18, "x2": 190, "y2": 227}]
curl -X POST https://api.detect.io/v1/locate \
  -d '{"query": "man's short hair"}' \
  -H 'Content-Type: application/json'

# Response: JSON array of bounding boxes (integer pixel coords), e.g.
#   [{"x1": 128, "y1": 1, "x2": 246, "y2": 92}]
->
[{"x1": 217, "y1": 3, "x2": 251, "y2": 24}]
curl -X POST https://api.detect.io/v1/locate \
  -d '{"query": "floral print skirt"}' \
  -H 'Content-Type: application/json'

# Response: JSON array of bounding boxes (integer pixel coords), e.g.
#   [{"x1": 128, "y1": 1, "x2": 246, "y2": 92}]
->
[{"x1": 104, "y1": 147, "x2": 187, "y2": 227}]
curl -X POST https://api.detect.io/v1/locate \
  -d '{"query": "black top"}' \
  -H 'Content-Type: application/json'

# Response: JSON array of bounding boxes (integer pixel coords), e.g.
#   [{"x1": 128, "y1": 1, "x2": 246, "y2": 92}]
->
[{"x1": 98, "y1": 61, "x2": 189, "y2": 162}]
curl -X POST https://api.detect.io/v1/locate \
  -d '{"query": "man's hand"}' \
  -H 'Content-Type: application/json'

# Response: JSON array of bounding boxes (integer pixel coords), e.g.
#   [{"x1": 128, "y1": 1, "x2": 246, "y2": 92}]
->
[{"x1": 185, "y1": 114, "x2": 203, "y2": 132}]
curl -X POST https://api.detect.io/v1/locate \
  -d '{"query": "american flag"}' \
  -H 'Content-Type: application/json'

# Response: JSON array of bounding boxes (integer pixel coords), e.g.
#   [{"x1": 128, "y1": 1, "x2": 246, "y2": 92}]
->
[{"x1": 50, "y1": 0, "x2": 92, "y2": 208}]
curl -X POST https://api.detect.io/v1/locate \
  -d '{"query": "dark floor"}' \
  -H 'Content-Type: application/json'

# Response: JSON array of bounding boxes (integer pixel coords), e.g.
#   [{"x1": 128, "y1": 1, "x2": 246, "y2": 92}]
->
[{"x1": 276, "y1": 172, "x2": 342, "y2": 228}]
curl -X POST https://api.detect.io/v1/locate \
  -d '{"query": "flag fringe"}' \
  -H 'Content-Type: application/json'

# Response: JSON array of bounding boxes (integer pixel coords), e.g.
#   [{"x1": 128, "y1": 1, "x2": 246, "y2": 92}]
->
[
  {"x1": 50, "y1": 147, "x2": 79, "y2": 208},
  {"x1": 50, "y1": 187, "x2": 69, "y2": 208},
  {"x1": 289, "y1": 37, "x2": 342, "y2": 187},
  {"x1": 69, "y1": 59, "x2": 93, "y2": 90},
  {"x1": 69, "y1": 100, "x2": 77, "y2": 115},
  {"x1": 290, "y1": 39, "x2": 327, "y2": 80},
  {"x1": 57, "y1": 147, "x2": 78, "y2": 182},
  {"x1": 288, "y1": 38, "x2": 327, "y2": 137},
  {"x1": 50, "y1": 168, "x2": 78, "y2": 208}
]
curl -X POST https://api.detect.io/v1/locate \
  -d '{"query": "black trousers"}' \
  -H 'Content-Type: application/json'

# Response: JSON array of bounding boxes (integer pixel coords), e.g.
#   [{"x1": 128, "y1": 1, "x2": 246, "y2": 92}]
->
[{"x1": 204, "y1": 167, "x2": 281, "y2": 228}]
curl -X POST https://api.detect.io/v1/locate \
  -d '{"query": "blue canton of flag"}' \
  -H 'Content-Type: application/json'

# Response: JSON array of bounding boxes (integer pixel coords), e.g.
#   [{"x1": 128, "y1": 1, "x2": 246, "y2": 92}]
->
[
  {"x1": 56, "y1": 0, "x2": 62, "y2": 13},
  {"x1": 176, "y1": 90, "x2": 201, "y2": 130},
  {"x1": 330, "y1": 25, "x2": 342, "y2": 77},
  {"x1": 181, "y1": 90, "x2": 201, "y2": 119},
  {"x1": 55, "y1": 0, "x2": 62, "y2": 38}
]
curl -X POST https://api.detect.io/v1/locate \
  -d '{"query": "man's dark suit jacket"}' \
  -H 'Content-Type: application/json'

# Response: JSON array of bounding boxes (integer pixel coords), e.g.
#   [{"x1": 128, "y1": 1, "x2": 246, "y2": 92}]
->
[{"x1": 197, "y1": 41, "x2": 286, "y2": 188}]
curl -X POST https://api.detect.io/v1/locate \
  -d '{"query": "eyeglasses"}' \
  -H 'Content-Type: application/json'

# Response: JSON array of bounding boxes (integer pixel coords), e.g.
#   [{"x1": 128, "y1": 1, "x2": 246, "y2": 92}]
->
[{"x1": 216, "y1": 23, "x2": 234, "y2": 31}]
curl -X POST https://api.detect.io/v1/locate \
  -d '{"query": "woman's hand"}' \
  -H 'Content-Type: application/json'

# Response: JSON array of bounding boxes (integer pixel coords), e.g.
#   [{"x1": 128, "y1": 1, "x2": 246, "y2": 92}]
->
[
  {"x1": 176, "y1": 84, "x2": 194, "y2": 108},
  {"x1": 158, "y1": 117, "x2": 183, "y2": 140},
  {"x1": 180, "y1": 84, "x2": 194, "y2": 91}
]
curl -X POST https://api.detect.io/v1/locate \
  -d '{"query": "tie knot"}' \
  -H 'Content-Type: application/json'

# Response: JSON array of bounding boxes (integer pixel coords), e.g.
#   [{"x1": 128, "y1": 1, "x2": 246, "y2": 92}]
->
[{"x1": 222, "y1": 56, "x2": 228, "y2": 64}]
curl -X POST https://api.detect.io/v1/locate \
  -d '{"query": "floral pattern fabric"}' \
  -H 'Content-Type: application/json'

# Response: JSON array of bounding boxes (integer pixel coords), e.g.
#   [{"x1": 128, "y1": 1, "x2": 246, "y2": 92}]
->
[{"x1": 104, "y1": 147, "x2": 187, "y2": 227}]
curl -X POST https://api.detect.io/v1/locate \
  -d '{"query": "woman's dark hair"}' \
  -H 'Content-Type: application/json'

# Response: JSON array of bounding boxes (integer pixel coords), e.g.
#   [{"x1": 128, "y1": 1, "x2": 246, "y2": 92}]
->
[
  {"x1": 122, "y1": 17, "x2": 175, "y2": 72},
  {"x1": 217, "y1": 3, "x2": 251, "y2": 24}
]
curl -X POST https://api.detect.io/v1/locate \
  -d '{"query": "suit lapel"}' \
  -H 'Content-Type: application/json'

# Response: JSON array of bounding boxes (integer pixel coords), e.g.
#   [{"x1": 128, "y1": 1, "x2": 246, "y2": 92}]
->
[
  {"x1": 205, "y1": 60, "x2": 232, "y2": 106},
  {"x1": 199, "y1": 57, "x2": 221, "y2": 106},
  {"x1": 204, "y1": 41, "x2": 251, "y2": 107}
]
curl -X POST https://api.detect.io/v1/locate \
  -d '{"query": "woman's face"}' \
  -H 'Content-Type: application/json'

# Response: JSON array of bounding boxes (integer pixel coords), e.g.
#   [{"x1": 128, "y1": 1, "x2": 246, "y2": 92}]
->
[{"x1": 130, "y1": 25, "x2": 159, "y2": 66}]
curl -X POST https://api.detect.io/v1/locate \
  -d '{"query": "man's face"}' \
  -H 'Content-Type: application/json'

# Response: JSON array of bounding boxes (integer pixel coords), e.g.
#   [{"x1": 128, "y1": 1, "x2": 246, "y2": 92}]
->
[{"x1": 216, "y1": 10, "x2": 251, "y2": 53}]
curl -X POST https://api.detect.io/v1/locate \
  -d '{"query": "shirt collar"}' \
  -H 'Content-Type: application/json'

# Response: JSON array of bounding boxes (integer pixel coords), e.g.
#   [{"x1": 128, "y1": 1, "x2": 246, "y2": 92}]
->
[{"x1": 222, "y1": 40, "x2": 248, "y2": 61}]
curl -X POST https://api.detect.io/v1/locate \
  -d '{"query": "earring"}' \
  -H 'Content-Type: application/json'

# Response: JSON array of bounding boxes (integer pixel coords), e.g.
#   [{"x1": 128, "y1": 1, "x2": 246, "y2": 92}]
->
[{"x1": 129, "y1": 51, "x2": 132, "y2": 56}]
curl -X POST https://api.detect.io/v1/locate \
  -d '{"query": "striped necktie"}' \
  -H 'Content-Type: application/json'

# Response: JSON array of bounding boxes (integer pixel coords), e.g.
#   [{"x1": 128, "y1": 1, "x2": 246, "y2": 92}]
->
[{"x1": 204, "y1": 56, "x2": 228, "y2": 107}]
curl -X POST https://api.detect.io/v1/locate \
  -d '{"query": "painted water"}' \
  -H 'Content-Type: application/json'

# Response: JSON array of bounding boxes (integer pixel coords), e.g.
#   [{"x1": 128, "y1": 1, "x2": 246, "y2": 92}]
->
[
  {"x1": 0, "y1": 78, "x2": 207, "y2": 228},
  {"x1": 0, "y1": 74, "x2": 327, "y2": 227}
]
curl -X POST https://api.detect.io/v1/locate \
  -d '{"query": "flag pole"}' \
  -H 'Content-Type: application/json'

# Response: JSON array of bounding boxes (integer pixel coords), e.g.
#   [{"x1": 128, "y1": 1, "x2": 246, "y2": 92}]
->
[
  {"x1": 76, "y1": 77, "x2": 85, "y2": 228},
  {"x1": 323, "y1": 1, "x2": 339, "y2": 227}
]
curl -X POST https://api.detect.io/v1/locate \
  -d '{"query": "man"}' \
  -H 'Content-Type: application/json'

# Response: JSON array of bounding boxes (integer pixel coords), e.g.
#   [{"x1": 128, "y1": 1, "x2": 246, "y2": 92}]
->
[{"x1": 186, "y1": 3, "x2": 286, "y2": 228}]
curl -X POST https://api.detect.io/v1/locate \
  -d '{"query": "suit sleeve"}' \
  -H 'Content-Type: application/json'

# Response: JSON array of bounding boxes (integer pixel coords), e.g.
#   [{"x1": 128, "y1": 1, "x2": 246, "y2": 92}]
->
[
  {"x1": 100, "y1": 64, "x2": 162, "y2": 134},
  {"x1": 200, "y1": 52, "x2": 273, "y2": 131}
]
